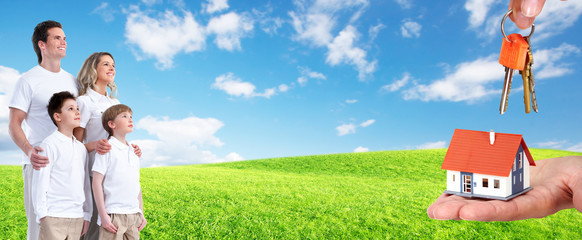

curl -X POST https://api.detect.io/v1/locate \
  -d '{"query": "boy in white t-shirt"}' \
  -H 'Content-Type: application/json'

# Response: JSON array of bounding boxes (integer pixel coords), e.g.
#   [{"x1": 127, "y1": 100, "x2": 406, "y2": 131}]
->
[
  {"x1": 32, "y1": 91, "x2": 92, "y2": 239},
  {"x1": 92, "y1": 104, "x2": 146, "y2": 239}
]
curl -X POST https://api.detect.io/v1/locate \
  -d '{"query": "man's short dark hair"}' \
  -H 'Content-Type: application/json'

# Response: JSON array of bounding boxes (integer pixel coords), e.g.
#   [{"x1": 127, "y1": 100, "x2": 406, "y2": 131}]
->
[
  {"x1": 47, "y1": 91, "x2": 75, "y2": 126},
  {"x1": 32, "y1": 20, "x2": 63, "y2": 64}
]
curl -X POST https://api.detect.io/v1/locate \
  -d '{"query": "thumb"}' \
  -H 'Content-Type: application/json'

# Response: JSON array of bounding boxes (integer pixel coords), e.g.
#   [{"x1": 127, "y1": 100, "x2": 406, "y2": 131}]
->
[{"x1": 571, "y1": 172, "x2": 582, "y2": 213}]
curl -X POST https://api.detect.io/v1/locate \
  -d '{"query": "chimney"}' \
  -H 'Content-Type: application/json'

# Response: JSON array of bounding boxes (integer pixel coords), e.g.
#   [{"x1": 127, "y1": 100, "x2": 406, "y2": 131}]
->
[{"x1": 490, "y1": 130, "x2": 495, "y2": 145}]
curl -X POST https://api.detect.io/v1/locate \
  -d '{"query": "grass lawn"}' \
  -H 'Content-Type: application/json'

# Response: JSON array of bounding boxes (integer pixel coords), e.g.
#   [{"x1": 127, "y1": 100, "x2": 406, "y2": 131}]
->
[{"x1": 1, "y1": 148, "x2": 581, "y2": 239}]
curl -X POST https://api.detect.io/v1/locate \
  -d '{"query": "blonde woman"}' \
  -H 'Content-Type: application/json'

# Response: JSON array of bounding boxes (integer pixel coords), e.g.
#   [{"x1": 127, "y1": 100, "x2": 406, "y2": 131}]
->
[{"x1": 73, "y1": 52, "x2": 141, "y2": 240}]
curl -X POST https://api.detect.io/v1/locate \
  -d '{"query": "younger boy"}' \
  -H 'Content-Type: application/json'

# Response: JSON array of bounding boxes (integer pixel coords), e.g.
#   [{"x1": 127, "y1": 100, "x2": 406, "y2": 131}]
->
[
  {"x1": 32, "y1": 91, "x2": 92, "y2": 239},
  {"x1": 92, "y1": 104, "x2": 146, "y2": 240}
]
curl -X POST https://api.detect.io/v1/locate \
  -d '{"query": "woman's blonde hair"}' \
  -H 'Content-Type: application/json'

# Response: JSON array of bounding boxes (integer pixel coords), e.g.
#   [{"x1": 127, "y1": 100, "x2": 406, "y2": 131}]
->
[{"x1": 77, "y1": 52, "x2": 117, "y2": 98}]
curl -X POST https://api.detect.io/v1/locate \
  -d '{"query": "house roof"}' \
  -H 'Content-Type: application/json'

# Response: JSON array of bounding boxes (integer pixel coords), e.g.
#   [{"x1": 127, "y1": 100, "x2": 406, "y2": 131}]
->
[{"x1": 441, "y1": 129, "x2": 535, "y2": 177}]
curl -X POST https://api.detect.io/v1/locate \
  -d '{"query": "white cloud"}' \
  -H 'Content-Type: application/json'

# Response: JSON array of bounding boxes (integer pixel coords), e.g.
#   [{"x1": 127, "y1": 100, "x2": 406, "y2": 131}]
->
[
  {"x1": 290, "y1": 0, "x2": 376, "y2": 81},
  {"x1": 134, "y1": 115, "x2": 241, "y2": 167},
  {"x1": 203, "y1": 0, "x2": 229, "y2": 14},
  {"x1": 207, "y1": 12, "x2": 254, "y2": 51},
  {"x1": 92, "y1": 2, "x2": 115, "y2": 22},
  {"x1": 536, "y1": 140, "x2": 568, "y2": 149},
  {"x1": 252, "y1": 6, "x2": 283, "y2": 35},
  {"x1": 401, "y1": 19, "x2": 422, "y2": 38},
  {"x1": 532, "y1": 0, "x2": 582, "y2": 40},
  {"x1": 465, "y1": 0, "x2": 499, "y2": 28},
  {"x1": 567, "y1": 142, "x2": 582, "y2": 153},
  {"x1": 346, "y1": 99, "x2": 358, "y2": 104},
  {"x1": 354, "y1": 146, "x2": 369, "y2": 152},
  {"x1": 297, "y1": 66, "x2": 326, "y2": 87},
  {"x1": 278, "y1": 84, "x2": 290, "y2": 92},
  {"x1": 403, "y1": 55, "x2": 503, "y2": 102},
  {"x1": 395, "y1": 0, "x2": 412, "y2": 9},
  {"x1": 336, "y1": 123, "x2": 356, "y2": 136},
  {"x1": 137, "y1": 115, "x2": 224, "y2": 147},
  {"x1": 360, "y1": 119, "x2": 375, "y2": 127},
  {"x1": 326, "y1": 25, "x2": 377, "y2": 81},
  {"x1": 141, "y1": 0, "x2": 162, "y2": 6},
  {"x1": 416, "y1": 141, "x2": 447, "y2": 149},
  {"x1": 369, "y1": 23, "x2": 385, "y2": 41},
  {"x1": 225, "y1": 152, "x2": 245, "y2": 161},
  {"x1": 212, "y1": 72, "x2": 279, "y2": 99},
  {"x1": 533, "y1": 43, "x2": 581, "y2": 79},
  {"x1": 401, "y1": 43, "x2": 579, "y2": 103},
  {"x1": 0, "y1": 66, "x2": 21, "y2": 152},
  {"x1": 381, "y1": 72, "x2": 411, "y2": 92},
  {"x1": 124, "y1": 6, "x2": 206, "y2": 70}
]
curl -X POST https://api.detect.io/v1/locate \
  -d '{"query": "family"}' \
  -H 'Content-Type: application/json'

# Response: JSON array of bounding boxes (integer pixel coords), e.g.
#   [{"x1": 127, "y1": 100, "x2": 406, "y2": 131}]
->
[{"x1": 8, "y1": 20, "x2": 147, "y2": 240}]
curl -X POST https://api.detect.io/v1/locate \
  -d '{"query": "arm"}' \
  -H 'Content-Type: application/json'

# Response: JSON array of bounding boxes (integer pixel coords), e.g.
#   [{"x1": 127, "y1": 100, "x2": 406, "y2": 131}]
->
[
  {"x1": 137, "y1": 187, "x2": 147, "y2": 231},
  {"x1": 74, "y1": 127, "x2": 112, "y2": 154},
  {"x1": 427, "y1": 156, "x2": 582, "y2": 221},
  {"x1": 9, "y1": 108, "x2": 49, "y2": 169},
  {"x1": 82, "y1": 152, "x2": 92, "y2": 234},
  {"x1": 92, "y1": 172, "x2": 117, "y2": 233},
  {"x1": 31, "y1": 144, "x2": 53, "y2": 223}
]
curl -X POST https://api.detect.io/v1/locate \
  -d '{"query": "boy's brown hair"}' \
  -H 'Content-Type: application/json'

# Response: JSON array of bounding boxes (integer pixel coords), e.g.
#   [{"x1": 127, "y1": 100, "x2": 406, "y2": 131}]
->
[
  {"x1": 47, "y1": 91, "x2": 76, "y2": 126},
  {"x1": 102, "y1": 104, "x2": 133, "y2": 138}
]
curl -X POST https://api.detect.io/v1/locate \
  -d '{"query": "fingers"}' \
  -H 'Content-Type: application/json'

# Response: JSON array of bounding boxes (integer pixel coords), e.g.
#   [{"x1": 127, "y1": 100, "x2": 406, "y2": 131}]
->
[
  {"x1": 30, "y1": 150, "x2": 49, "y2": 169},
  {"x1": 138, "y1": 219, "x2": 147, "y2": 231},
  {"x1": 96, "y1": 139, "x2": 112, "y2": 155},
  {"x1": 82, "y1": 221, "x2": 89, "y2": 235},
  {"x1": 105, "y1": 223, "x2": 118, "y2": 233},
  {"x1": 509, "y1": 0, "x2": 546, "y2": 29},
  {"x1": 132, "y1": 144, "x2": 142, "y2": 158}
]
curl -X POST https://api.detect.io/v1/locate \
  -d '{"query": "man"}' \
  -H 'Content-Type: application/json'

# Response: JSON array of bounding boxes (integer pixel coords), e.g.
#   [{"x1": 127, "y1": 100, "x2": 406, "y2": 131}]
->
[{"x1": 8, "y1": 20, "x2": 78, "y2": 240}]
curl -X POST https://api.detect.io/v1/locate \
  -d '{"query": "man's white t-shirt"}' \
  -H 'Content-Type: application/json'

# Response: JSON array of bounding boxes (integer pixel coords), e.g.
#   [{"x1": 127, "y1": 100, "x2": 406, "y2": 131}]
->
[
  {"x1": 9, "y1": 65, "x2": 78, "y2": 165},
  {"x1": 77, "y1": 88, "x2": 120, "y2": 172},
  {"x1": 32, "y1": 130, "x2": 92, "y2": 223},
  {"x1": 92, "y1": 136, "x2": 141, "y2": 225}
]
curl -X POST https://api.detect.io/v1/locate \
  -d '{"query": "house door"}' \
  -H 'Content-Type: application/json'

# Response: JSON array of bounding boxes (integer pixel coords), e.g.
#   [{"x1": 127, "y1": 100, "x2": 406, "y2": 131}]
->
[{"x1": 461, "y1": 172, "x2": 473, "y2": 194}]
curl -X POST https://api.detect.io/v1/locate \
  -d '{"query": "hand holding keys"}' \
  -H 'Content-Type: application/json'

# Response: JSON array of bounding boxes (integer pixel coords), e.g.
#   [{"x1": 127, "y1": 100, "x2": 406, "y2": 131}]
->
[{"x1": 498, "y1": 9, "x2": 539, "y2": 115}]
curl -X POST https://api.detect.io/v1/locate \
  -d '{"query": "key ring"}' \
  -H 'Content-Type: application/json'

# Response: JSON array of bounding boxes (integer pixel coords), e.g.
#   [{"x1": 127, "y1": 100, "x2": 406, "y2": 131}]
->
[{"x1": 501, "y1": 9, "x2": 535, "y2": 43}]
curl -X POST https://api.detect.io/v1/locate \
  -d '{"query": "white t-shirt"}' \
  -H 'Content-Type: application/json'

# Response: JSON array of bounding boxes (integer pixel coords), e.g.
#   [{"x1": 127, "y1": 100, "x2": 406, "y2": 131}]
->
[
  {"x1": 92, "y1": 136, "x2": 141, "y2": 225},
  {"x1": 77, "y1": 88, "x2": 120, "y2": 171},
  {"x1": 32, "y1": 130, "x2": 92, "y2": 223},
  {"x1": 9, "y1": 65, "x2": 78, "y2": 165}
]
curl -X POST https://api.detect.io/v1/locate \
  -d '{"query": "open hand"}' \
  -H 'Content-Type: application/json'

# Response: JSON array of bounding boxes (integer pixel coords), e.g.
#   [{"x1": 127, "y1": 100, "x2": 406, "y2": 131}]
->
[{"x1": 427, "y1": 156, "x2": 582, "y2": 221}]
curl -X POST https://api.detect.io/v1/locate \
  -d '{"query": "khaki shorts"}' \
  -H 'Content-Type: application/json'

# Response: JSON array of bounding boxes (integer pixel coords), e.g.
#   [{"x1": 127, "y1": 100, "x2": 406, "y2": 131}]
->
[
  {"x1": 99, "y1": 213, "x2": 142, "y2": 240},
  {"x1": 39, "y1": 216, "x2": 84, "y2": 240}
]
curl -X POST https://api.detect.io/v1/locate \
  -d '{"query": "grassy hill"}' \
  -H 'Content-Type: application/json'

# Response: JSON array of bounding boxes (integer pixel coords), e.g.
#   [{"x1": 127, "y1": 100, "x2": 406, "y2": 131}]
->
[{"x1": 1, "y1": 148, "x2": 582, "y2": 239}]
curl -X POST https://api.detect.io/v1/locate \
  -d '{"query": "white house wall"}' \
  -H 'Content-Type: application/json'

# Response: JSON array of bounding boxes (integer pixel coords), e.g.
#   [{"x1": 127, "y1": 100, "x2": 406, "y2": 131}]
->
[
  {"x1": 446, "y1": 170, "x2": 460, "y2": 193},
  {"x1": 473, "y1": 173, "x2": 511, "y2": 198}
]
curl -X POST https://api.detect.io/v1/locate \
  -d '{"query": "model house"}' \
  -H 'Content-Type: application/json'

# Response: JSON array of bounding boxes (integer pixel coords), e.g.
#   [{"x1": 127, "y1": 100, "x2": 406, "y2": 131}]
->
[{"x1": 441, "y1": 129, "x2": 536, "y2": 201}]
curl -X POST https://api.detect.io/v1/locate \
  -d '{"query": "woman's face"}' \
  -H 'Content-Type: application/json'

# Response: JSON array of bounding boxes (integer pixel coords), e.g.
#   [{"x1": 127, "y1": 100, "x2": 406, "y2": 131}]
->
[{"x1": 96, "y1": 55, "x2": 115, "y2": 85}]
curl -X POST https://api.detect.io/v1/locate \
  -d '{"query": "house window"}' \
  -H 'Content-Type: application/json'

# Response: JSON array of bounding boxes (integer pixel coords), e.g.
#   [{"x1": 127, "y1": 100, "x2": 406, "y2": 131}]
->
[
  {"x1": 513, "y1": 176, "x2": 515, "y2": 184},
  {"x1": 453, "y1": 174, "x2": 455, "y2": 182},
  {"x1": 494, "y1": 179, "x2": 500, "y2": 189},
  {"x1": 483, "y1": 178, "x2": 489, "y2": 188},
  {"x1": 513, "y1": 160, "x2": 517, "y2": 171},
  {"x1": 520, "y1": 173, "x2": 522, "y2": 182},
  {"x1": 519, "y1": 152, "x2": 523, "y2": 169}
]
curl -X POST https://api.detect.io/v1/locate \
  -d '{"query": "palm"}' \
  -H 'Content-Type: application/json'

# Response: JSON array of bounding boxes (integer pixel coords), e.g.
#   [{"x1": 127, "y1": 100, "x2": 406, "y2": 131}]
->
[{"x1": 427, "y1": 156, "x2": 582, "y2": 221}]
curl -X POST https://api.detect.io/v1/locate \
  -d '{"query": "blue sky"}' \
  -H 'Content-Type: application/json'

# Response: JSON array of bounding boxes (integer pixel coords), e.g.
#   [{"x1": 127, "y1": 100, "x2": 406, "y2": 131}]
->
[{"x1": 1, "y1": 0, "x2": 581, "y2": 167}]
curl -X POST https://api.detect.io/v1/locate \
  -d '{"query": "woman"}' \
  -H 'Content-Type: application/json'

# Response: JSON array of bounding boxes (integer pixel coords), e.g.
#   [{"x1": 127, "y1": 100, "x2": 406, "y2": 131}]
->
[{"x1": 73, "y1": 52, "x2": 141, "y2": 240}]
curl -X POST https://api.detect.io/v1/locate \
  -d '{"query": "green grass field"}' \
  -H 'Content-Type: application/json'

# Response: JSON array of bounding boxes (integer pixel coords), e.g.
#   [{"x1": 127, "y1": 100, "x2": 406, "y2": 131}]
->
[{"x1": 1, "y1": 149, "x2": 582, "y2": 239}]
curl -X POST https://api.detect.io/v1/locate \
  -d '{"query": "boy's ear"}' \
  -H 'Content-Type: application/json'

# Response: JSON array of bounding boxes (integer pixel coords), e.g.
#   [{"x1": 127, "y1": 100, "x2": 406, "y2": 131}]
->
[
  {"x1": 53, "y1": 112, "x2": 61, "y2": 123},
  {"x1": 108, "y1": 120, "x2": 116, "y2": 129}
]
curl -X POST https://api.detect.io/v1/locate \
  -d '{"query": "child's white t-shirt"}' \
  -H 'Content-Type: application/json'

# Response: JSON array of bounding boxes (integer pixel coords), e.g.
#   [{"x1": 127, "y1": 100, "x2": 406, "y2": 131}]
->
[
  {"x1": 32, "y1": 130, "x2": 92, "y2": 223},
  {"x1": 77, "y1": 88, "x2": 120, "y2": 173},
  {"x1": 92, "y1": 136, "x2": 141, "y2": 225}
]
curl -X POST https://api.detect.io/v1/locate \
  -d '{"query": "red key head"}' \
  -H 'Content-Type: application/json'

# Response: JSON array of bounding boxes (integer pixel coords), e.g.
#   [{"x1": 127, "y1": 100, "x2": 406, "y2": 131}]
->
[{"x1": 499, "y1": 33, "x2": 529, "y2": 70}]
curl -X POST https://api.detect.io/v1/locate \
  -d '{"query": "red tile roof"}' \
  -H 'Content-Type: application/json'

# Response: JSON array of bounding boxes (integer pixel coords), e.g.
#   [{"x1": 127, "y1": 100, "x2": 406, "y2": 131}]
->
[{"x1": 441, "y1": 129, "x2": 535, "y2": 177}]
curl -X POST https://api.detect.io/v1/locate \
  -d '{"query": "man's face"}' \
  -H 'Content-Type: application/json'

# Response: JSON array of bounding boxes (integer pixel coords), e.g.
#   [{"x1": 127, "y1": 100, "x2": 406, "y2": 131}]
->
[{"x1": 40, "y1": 27, "x2": 67, "y2": 61}]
